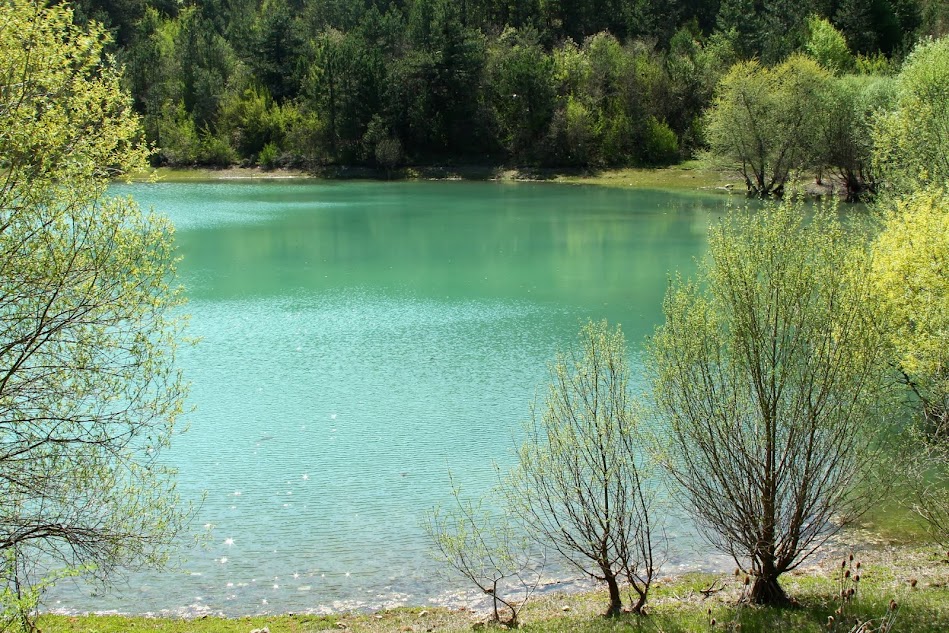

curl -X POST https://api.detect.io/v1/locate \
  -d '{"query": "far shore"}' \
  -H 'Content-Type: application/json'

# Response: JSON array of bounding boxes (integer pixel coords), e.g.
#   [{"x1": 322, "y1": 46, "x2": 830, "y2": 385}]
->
[
  {"x1": 129, "y1": 163, "x2": 858, "y2": 201},
  {"x1": 133, "y1": 162, "x2": 743, "y2": 193}
]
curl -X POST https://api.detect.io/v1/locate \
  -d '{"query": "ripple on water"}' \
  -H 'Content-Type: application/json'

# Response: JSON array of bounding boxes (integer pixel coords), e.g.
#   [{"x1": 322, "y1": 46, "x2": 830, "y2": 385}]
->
[{"x1": 51, "y1": 183, "x2": 726, "y2": 615}]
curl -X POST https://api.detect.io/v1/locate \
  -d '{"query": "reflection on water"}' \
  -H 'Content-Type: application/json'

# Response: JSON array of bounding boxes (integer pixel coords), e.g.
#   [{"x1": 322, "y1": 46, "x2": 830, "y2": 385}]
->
[{"x1": 48, "y1": 181, "x2": 731, "y2": 616}]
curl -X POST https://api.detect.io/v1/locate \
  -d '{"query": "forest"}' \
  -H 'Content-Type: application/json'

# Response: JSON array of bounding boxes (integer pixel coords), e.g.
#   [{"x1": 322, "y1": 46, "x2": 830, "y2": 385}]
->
[{"x1": 68, "y1": 0, "x2": 948, "y2": 171}]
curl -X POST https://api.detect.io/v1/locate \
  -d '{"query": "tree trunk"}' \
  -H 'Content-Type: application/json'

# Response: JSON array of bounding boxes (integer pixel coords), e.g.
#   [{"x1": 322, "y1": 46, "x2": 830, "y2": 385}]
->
[
  {"x1": 748, "y1": 573, "x2": 790, "y2": 606},
  {"x1": 629, "y1": 587, "x2": 647, "y2": 614},
  {"x1": 604, "y1": 573, "x2": 623, "y2": 617}
]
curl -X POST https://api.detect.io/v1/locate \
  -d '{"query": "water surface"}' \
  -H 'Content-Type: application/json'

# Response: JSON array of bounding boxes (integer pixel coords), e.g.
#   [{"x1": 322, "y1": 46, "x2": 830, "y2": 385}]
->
[{"x1": 52, "y1": 181, "x2": 729, "y2": 615}]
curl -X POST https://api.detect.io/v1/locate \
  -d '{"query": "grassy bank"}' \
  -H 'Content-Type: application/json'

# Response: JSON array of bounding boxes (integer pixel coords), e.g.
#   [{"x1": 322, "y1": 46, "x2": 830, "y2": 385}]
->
[
  {"x1": 36, "y1": 541, "x2": 949, "y2": 633},
  {"x1": 137, "y1": 162, "x2": 738, "y2": 193}
]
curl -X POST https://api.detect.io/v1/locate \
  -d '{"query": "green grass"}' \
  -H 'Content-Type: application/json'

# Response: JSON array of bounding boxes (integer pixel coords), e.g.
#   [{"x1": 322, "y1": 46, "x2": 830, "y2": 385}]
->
[{"x1": 35, "y1": 543, "x2": 949, "y2": 633}]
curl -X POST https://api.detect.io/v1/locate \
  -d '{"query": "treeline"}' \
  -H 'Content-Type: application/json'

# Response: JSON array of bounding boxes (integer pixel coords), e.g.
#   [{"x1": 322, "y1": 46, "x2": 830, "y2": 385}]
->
[{"x1": 71, "y1": 0, "x2": 948, "y2": 168}]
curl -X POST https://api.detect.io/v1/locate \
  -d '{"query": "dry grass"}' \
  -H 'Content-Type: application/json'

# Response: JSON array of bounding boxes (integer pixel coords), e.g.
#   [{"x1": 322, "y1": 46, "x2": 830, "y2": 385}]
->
[{"x1": 131, "y1": 163, "x2": 739, "y2": 194}]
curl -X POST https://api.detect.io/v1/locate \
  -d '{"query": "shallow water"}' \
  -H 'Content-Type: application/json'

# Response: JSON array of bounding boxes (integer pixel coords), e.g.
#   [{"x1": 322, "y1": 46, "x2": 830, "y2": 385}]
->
[{"x1": 48, "y1": 181, "x2": 732, "y2": 616}]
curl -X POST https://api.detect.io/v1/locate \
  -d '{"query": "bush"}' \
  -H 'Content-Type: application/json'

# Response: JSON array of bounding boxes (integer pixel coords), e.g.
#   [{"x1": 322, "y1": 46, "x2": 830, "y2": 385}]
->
[
  {"x1": 642, "y1": 116, "x2": 680, "y2": 165},
  {"x1": 258, "y1": 142, "x2": 280, "y2": 169}
]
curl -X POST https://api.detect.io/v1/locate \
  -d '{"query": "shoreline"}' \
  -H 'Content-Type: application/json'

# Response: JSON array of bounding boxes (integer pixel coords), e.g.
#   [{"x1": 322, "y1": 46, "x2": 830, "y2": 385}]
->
[
  {"x1": 36, "y1": 535, "x2": 949, "y2": 632},
  {"x1": 134, "y1": 163, "x2": 742, "y2": 194},
  {"x1": 130, "y1": 163, "x2": 854, "y2": 200}
]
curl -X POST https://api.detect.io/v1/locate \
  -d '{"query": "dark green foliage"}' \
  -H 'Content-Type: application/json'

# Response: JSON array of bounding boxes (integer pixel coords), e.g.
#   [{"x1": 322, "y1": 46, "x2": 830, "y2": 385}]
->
[
  {"x1": 485, "y1": 27, "x2": 556, "y2": 159},
  {"x1": 100, "y1": 0, "x2": 929, "y2": 167},
  {"x1": 248, "y1": 0, "x2": 306, "y2": 102}
]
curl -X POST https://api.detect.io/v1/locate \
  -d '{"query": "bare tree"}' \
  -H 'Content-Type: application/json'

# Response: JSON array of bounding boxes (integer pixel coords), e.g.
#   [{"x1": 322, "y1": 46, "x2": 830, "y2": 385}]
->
[
  {"x1": 648, "y1": 197, "x2": 892, "y2": 605},
  {"x1": 505, "y1": 320, "x2": 661, "y2": 617}
]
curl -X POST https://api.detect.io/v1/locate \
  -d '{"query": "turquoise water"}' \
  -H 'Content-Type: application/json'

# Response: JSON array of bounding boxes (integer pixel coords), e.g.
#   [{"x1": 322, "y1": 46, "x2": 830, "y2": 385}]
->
[{"x1": 51, "y1": 181, "x2": 730, "y2": 616}]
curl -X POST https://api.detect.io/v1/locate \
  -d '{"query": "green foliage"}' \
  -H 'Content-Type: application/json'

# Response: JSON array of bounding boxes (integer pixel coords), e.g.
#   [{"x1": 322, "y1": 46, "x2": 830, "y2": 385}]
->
[
  {"x1": 855, "y1": 51, "x2": 895, "y2": 75},
  {"x1": 642, "y1": 116, "x2": 680, "y2": 165},
  {"x1": 426, "y1": 475, "x2": 543, "y2": 627},
  {"x1": 97, "y1": 0, "x2": 931, "y2": 168},
  {"x1": 873, "y1": 36, "x2": 949, "y2": 193},
  {"x1": 485, "y1": 27, "x2": 556, "y2": 160},
  {"x1": 155, "y1": 99, "x2": 201, "y2": 165},
  {"x1": 0, "y1": 552, "x2": 85, "y2": 632},
  {"x1": 305, "y1": 26, "x2": 386, "y2": 162},
  {"x1": 704, "y1": 55, "x2": 832, "y2": 197},
  {"x1": 247, "y1": 0, "x2": 305, "y2": 102},
  {"x1": 663, "y1": 27, "x2": 730, "y2": 154},
  {"x1": 870, "y1": 186, "x2": 949, "y2": 432},
  {"x1": 507, "y1": 320, "x2": 660, "y2": 617},
  {"x1": 217, "y1": 84, "x2": 287, "y2": 161},
  {"x1": 649, "y1": 197, "x2": 892, "y2": 605},
  {"x1": 0, "y1": 0, "x2": 189, "y2": 614},
  {"x1": 816, "y1": 74, "x2": 896, "y2": 201},
  {"x1": 805, "y1": 15, "x2": 855, "y2": 74}
]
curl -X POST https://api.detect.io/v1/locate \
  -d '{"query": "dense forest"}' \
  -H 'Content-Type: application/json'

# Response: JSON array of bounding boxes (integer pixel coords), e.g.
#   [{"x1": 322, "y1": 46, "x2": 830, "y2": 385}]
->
[{"x1": 69, "y1": 0, "x2": 948, "y2": 169}]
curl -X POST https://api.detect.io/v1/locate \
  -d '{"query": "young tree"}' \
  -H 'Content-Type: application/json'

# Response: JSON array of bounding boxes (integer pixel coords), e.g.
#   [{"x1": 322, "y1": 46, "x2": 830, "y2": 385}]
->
[
  {"x1": 506, "y1": 321, "x2": 661, "y2": 617},
  {"x1": 426, "y1": 475, "x2": 545, "y2": 628},
  {"x1": 704, "y1": 56, "x2": 832, "y2": 197},
  {"x1": 484, "y1": 27, "x2": 556, "y2": 160},
  {"x1": 873, "y1": 36, "x2": 949, "y2": 193},
  {"x1": 0, "y1": 0, "x2": 189, "y2": 608},
  {"x1": 649, "y1": 197, "x2": 891, "y2": 605},
  {"x1": 870, "y1": 186, "x2": 949, "y2": 434},
  {"x1": 805, "y1": 15, "x2": 855, "y2": 75}
]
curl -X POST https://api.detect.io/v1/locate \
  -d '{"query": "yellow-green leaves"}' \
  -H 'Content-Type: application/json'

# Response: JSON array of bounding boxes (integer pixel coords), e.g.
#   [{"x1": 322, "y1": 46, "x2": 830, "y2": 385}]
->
[
  {"x1": 0, "y1": 0, "x2": 188, "y2": 608},
  {"x1": 704, "y1": 55, "x2": 832, "y2": 197},
  {"x1": 871, "y1": 187, "x2": 949, "y2": 429},
  {"x1": 648, "y1": 196, "x2": 891, "y2": 605},
  {"x1": 872, "y1": 36, "x2": 949, "y2": 192},
  {"x1": 0, "y1": 0, "x2": 149, "y2": 214}
]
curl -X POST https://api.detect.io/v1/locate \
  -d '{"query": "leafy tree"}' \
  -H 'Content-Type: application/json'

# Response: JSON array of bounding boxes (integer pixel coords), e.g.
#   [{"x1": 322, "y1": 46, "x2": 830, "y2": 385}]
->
[
  {"x1": 873, "y1": 36, "x2": 949, "y2": 193},
  {"x1": 216, "y1": 83, "x2": 289, "y2": 162},
  {"x1": 704, "y1": 55, "x2": 832, "y2": 197},
  {"x1": 583, "y1": 32, "x2": 635, "y2": 165},
  {"x1": 648, "y1": 197, "x2": 891, "y2": 605},
  {"x1": 154, "y1": 99, "x2": 202, "y2": 165},
  {"x1": 506, "y1": 320, "x2": 661, "y2": 617},
  {"x1": 816, "y1": 74, "x2": 895, "y2": 201},
  {"x1": 663, "y1": 27, "x2": 728, "y2": 154},
  {"x1": 0, "y1": 0, "x2": 189, "y2": 616},
  {"x1": 805, "y1": 15, "x2": 855, "y2": 74},
  {"x1": 870, "y1": 187, "x2": 949, "y2": 433},
  {"x1": 485, "y1": 27, "x2": 556, "y2": 160}
]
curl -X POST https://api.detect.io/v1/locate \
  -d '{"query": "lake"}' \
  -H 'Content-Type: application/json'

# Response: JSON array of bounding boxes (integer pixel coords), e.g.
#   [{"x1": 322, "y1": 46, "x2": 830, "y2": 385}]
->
[{"x1": 50, "y1": 180, "x2": 732, "y2": 616}]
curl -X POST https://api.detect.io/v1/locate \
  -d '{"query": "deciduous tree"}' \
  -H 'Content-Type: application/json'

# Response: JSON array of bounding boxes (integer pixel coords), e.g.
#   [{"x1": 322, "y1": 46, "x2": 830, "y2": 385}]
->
[
  {"x1": 0, "y1": 0, "x2": 189, "y2": 611},
  {"x1": 873, "y1": 36, "x2": 949, "y2": 193},
  {"x1": 649, "y1": 197, "x2": 891, "y2": 605},
  {"x1": 506, "y1": 320, "x2": 660, "y2": 617},
  {"x1": 870, "y1": 186, "x2": 949, "y2": 434},
  {"x1": 704, "y1": 55, "x2": 832, "y2": 197}
]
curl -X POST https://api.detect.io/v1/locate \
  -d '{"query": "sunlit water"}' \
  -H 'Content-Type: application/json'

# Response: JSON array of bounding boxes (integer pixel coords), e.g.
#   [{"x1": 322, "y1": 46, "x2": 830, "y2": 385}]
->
[{"x1": 48, "y1": 181, "x2": 734, "y2": 616}]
